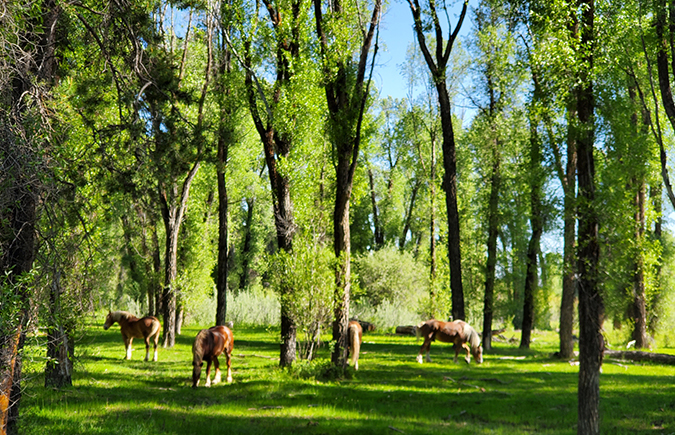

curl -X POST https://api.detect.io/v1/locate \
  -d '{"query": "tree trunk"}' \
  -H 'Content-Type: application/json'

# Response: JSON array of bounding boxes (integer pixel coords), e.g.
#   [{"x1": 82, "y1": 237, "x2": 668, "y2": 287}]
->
[
  {"x1": 0, "y1": 0, "x2": 52, "y2": 424},
  {"x1": 407, "y1": 0, "x2": 468, "y2": 321},
  {"x1": 368, "y1": 168, "x2": 384, "y2": 249},
  {"x1": 161, "y1": 211, "x2": 179, "y2": 348},
  {"x1": 314, "y1": 0, "x2": 381, "y2": 369},
  {"x1": 159, "y1": 162, "x2": 199, "y2": 348},
  {"x1": 152, "y1": 226, "x2": 162, "y2": 317},
  {"x1": 45, "y1": 270, "x2": 73, "y2": 389},
  {"x1": 559, "y1": 101, "x2": 577, "y2": 359},
  {"x1": 575, "y1": 2, "x2": 603, "y2": 433},
  {"x1": 438, "y1": 80, "x2": 465, "y2": 321},
  {"x1": 400, "y1": 180, "x2": 420, "y2": 250},
  {"x1": 521, "y1": 82, "x2": 545, "y2": 350},
  {"x1": 332, "y1": 160, "x2": 353, "y2": 368},
  {"x1": 482, "y1": 152, "x2": 500, "y2": 351},
  {"x1": 215, "y1": 116, "x2": 231, "y2": 326},
  {"x1": 239, "y1": 197, "x2": 255, "y2": 291},
  {"x1": 630, "y1": 181, "x2": 647, "y2": 348},
  {"x1": 654, "y1": 0, "x2": 675, "y2": 211}
]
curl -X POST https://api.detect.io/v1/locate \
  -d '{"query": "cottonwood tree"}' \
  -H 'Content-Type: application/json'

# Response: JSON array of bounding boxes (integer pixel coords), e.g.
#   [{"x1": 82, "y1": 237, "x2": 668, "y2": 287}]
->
[
  {"x1": 238, "y1": 0, "x2": 319, "y2": 366},
  {"x1": 313, "y1": 0, "x2": 382, "y2": 367},
  {"x1": 407, "y1": 0, "x2": 468, "y2": 321},
  {"x1": 465, "y1": 0, "x2": 523, "y2": 349},
  {"x1": 573, "y1": 0, "x2": 603, "y2": 433}
]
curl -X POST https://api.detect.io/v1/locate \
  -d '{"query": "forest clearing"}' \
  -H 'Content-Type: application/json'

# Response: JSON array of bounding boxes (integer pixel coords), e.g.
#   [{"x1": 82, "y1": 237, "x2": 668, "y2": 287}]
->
[
  {"x1": 5, "y1": 0, "x2": 675, "y2": 433},
  {"x1": 17, "y1": 322, "x2": 675, "y2": 434}
]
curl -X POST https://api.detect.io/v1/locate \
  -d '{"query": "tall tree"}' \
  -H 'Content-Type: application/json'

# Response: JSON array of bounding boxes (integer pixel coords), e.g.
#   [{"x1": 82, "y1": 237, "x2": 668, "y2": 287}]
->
[
  {"x1": 0, "y1": 0, "x2": 59, "y2": 432},
  {"x1": 241, "y1": 0, "x2": 311, "y2": 366},
  {"x1": 407, "y1": 0, "x2": 468, "y2": 321},
  {"x1": 574, "y1": 0, "x2": 603, "y2": 433},
  {"x1": 314, "y1": 0, "x2": 382, "y2": 367},
  {"x1": 214, "y1": 0, "x2": 244, "y2": 326}
]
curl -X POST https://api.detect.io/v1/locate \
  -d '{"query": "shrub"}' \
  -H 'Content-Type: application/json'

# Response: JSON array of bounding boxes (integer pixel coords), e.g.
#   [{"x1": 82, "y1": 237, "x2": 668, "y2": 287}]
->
[
  {"x1": 267, "y1": 235, "x2": 335, "y2": 360},
  {"x1": 352, "y1": 245, "x2": 428, "y2": 327}
]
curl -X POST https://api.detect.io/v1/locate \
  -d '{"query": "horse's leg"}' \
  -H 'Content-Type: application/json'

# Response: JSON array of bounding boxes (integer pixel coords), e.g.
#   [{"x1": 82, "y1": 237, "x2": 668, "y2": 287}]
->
[
  {"x1": 225, "y1": 351, "x2": 232, "y2": 383},
  {"x1": 144, "y1": 336, "x2": 151, "y2": 362},
  {"x1": 453, "y1": 343, "x2": 459, "y2": 364},
  {"x1": 462, "y1": 342, "x2": 471, "y2": 364},
  {"x1": 213, "y1": 356, "x2": 221, "y2": 384},
  {"x1": 153, "y1": 330, "x2": 159, "y2": 362},
  {"x1": 204, "y1": 360, "x2": 213, "y2": 387},
  {"x1": 124, "y1": 336, "x2": 133, "y2": 360},
  {"x1": 417, "y1": 336, "x2": 432, "y2": 363}
]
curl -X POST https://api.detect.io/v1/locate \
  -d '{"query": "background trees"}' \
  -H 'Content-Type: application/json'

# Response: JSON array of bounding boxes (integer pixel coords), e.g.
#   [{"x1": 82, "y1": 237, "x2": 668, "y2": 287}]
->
[{"x1": 6, "y1": 0, "x2": 675, "y2": 433}]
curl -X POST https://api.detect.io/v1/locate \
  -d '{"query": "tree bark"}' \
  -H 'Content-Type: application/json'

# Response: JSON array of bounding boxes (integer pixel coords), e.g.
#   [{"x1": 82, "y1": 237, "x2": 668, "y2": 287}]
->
[
  {"x1": 239, "y1": 197, "x2": 255, "y2": 291},
  {"x1": 575, "y1": 2, "x2": 603, "y2": 434},
  {"x1": 483, "y1": 151, "x2": 500, "y2": 351},
  {"x1": 45, "y1": 270, "x2": 73, "y2": 389},
  {"x1": 215, "y1": 102, "x2": 231, "y2": 326},
  {"x1": 559, "y1": 99, "x2": 578, "y2": 360},
  {"x1": 630, "y1": 177, "x2": 647, "y2": 348},
  {"x1": 159, "y1": 161, "x2": 200, "y2": 348},
  {"x1": 1, "y1": 0, "x2": 56, "y2": 430},
  {"x1": 368, "y1": 168, "x2": 384, "y2": 249},
  {"x1": 407, "y1": 0, "x2": 468, "y2": 321},
  {"x1": 654, "y1": 0, "x2": 675, "y2": 211},
  {"x1": 521, "y1": 77, "x2": 545, "y2": 350}
]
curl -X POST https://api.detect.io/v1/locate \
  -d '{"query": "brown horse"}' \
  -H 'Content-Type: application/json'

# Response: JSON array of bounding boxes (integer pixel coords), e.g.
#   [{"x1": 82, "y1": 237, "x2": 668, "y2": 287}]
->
[
  {"x1": 192, "y1": 325, "x2": 234, "y2": 388},
  {"x1": 348, "y1": 320, "x2": 363, "y2": 370},
  {"x1": 103, "y1": 311, "x2": 161, "y2": 362},
  {"x1": 416, "y1": 319, "x2": 483, "y2": 364}
]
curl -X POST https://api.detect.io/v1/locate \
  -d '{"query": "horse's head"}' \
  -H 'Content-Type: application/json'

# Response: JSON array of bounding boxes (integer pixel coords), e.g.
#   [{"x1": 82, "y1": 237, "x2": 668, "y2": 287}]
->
[
  {"x1": 472, "y1": 344, "x2": 484, "y2": 364},
  {"x1": 192, "y1": 330, "x2": 208, "y2": 388},
  {"x1": 103, "y1": 311, "x2": 114, "y2": 330},
  {"x1": 192, "y1": 358, "x2": 203, "y2": 388}
]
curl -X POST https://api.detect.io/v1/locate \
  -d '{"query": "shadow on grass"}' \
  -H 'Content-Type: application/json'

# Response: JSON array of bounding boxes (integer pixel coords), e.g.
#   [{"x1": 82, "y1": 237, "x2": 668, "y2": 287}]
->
[{"x1": 19, "y1": 327, "x2": 675, "y2": 435}]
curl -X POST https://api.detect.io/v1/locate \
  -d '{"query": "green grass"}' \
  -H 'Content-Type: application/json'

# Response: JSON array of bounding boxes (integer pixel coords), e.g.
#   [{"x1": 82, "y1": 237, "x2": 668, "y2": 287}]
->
[{"x1": 18, "y1": 324, "x2": 675, "y2": 434}]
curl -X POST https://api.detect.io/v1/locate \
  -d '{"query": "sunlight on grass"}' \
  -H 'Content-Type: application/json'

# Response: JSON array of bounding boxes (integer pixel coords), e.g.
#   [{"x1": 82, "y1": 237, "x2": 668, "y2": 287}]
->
[{"x1": 18, "y1": 324, "x2": 675, "y2": 435}]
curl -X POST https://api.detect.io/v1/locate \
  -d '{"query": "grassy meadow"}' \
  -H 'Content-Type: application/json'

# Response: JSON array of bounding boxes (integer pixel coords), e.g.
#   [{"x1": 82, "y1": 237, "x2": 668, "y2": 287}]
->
[{"x1": 18, "y1": 322, "x2": 675, "y2": 434}]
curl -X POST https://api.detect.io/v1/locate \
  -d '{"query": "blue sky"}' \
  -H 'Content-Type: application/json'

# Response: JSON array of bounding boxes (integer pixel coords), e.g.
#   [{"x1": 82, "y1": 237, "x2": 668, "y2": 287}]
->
[{"x1": 374, "y1": 1, "x2": 416, "y2": 100}]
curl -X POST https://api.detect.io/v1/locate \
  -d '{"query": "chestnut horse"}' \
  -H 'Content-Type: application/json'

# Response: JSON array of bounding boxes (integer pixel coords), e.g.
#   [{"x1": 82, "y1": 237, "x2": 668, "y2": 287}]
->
[
  {"x1": 192, "y1": 325, "x2": 234, "y2": 388},
  {"x1": 103, "y1": 311, "x2": 161, "y2": 361},
  {"x1": 416, "y1": 319, "x2": 483, "y2": 364},
  {"x1": 348, "y1": 320, "x2": 363, "y2": 370}
]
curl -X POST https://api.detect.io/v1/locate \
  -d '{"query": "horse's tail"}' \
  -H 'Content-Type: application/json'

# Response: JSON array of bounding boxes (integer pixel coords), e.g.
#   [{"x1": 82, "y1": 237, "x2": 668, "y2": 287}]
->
[
  {"x1": 415, "y1": 320, "x2": 427, "y2": 339},
  {"x1": 348, "y1": 322, "x2": 361, "y2": 370},
  {"x1": 149, "y1": 317, "x2": 161, "y2": 341}
]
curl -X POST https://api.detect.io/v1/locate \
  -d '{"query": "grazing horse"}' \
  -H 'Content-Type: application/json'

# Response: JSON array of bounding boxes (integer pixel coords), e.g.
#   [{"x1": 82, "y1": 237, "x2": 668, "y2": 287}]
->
[
  {"x1": 348, "y1": 320, "x2": 363, "y2": 370},
  {"x1": 416, "y1": 319, "x2": 483, "y2": 365},
  {"x1": 103, "y1": 311, "x2": 161, "y2": 362},
  {"x1": 192, "y1": 325, "x2": 234, "y2": 388}
]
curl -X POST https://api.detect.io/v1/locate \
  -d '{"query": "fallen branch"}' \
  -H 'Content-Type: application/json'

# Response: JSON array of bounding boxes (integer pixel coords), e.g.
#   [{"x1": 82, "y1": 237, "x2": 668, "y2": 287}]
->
[{"x1": 603, "y1": 349, "x2": 675, "y2": 365}]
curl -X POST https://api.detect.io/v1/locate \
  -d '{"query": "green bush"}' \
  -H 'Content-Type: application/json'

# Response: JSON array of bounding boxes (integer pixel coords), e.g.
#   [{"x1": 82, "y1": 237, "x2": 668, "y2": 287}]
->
[
  {"x1": 352, "y1": 245, "x2": 428, "y2": 328},
  {"x1": 267, "y1": 235, "x2": 335, "y2": 359},
  {"x1": 354, "y1": 245, "x2": 428, "y2": 306}
]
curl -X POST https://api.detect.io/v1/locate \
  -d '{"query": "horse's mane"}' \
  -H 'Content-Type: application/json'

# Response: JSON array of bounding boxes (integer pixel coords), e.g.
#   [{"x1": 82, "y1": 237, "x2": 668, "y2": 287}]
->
[
  {"x1": 464, "y1": 323, "x2": 481, "y2": 349},
  {"x1": 110, "y1": 311, "x2": 135, "y2": 321},
  {"x1": 192, "y1": 329, "x2": 210, "y2": 363}
]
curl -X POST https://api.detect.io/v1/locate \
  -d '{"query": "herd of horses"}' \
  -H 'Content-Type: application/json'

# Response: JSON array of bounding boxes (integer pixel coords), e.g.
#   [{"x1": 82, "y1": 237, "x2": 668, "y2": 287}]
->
[{"x1": 102, "y1": 311, "x2": 483, "y2": 388}]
